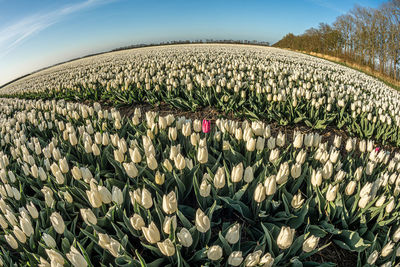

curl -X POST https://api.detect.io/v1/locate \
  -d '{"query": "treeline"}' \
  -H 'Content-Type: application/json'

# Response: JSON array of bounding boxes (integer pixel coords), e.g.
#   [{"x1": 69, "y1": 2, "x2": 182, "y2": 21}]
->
[
  {"x1": 111, "y1": 39, "x2": 270, "y2": 52},
  {"x1": 274, "y1": 0, "x2": 400, "y2": 81}
]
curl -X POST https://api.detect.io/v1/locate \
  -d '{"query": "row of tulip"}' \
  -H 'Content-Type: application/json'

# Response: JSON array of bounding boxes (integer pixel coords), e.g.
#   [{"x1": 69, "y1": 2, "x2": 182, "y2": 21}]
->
[
  {"x1": 0, "y1": 97, "x2": 400, "y2": 266},
  {"x1": 1, "y1": 45, "x2": 399, "y2": 148}
]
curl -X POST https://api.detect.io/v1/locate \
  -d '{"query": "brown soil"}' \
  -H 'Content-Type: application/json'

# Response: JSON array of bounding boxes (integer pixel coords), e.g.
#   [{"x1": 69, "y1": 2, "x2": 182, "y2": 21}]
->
[{"x1": 307, "y1": 237, "x2": 358, "y2": 267}]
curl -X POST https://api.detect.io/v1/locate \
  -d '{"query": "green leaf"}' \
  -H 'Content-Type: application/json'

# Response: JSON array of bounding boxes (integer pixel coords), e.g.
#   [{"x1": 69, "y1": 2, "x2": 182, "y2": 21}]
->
[{"x1": 333, "y1": 230, "x2": 371, "y2": 252}]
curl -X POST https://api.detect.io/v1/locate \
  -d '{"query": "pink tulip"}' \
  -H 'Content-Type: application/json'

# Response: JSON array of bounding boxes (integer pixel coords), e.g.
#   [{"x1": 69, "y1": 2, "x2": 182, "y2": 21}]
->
[
  {"x1": 375, "y1": 147, "x2": 380, "y2": 152},
  {"x1": 202, "y1": 120, "x2": 211, "y2": 133}
]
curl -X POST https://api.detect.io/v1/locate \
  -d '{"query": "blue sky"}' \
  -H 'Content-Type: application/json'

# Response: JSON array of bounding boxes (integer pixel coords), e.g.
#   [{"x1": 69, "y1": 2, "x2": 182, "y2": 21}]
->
[{"x1": 0, "y1": 0, "x2": 385, "y2": 86}]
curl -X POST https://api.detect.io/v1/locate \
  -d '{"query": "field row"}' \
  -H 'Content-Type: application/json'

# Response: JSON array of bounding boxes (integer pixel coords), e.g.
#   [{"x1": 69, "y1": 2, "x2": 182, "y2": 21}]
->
[{"x1": 1, "y1": 45, "x2": 399, "y2": 148}]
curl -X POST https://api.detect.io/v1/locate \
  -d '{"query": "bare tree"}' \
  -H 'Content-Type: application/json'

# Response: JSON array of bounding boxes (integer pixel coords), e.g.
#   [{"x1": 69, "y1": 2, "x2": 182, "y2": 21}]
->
[{"x1": 273, "y1": 0, "x2": 400, "y2": 82}]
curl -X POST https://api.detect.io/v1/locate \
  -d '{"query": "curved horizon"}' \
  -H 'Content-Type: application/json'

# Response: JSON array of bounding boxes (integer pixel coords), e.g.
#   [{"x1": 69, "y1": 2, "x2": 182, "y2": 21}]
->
[{"x1": 0, "y1": 0, "x2": 384, "y2": 87}]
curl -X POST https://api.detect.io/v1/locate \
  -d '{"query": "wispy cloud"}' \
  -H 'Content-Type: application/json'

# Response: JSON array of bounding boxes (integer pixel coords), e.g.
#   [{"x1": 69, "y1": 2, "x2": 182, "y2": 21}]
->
[
  {"x1": 0, "y1": 0, "x2": 113, "y2": 59},
  {"x1": 305, "y1": 0, "x2": 346, "y2": 14}
]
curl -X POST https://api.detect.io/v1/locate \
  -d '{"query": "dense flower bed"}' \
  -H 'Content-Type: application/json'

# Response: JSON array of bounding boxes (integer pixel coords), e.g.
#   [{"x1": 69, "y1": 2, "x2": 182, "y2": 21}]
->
[
  {"x1": 1, "y1": 45, "x2": 400, "y2": 147},
  {"x1": 0, "y1": 98, "x2": 399, "y2": 266}
]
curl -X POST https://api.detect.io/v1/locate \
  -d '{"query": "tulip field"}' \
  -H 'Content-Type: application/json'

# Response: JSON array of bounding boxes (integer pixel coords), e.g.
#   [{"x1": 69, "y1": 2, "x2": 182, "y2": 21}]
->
[{"x1": 0, "y1": 44, "x2": 400, "y2": 266}]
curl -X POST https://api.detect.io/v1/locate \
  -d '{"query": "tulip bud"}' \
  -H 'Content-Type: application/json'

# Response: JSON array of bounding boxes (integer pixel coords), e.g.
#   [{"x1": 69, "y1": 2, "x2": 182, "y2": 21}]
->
[
  {"x1": 157, "y1": 238, "x2": 176, "y2": 256},
  {"x1": 264, "y1": 175, "x2": 276, "y2": 196},
  {"x1": 87, "y1": 190, "x2": 102, "y2": 208},
  {"x1": 260, "y1": 253, "x2": 274, "y2": 267},
  {"x1": 276, "y1": 132, "x2": 285, "y2": 147},
  {"x1": 54, "y1": 170, "x2": 64, "y2": 184},
  {"x1": 311, "y1": 169, "x2": 322, "y2": 187},
  {"x1": 142, "y1": 222, "x2": 160, "y2": 244},
  {"x1": 5, "y1": 234, "x2": 18, "y2": 249},
  {"x1": 50, "y1": 212, "x2": 65, "y2": 234},
  {"x1": 162, "y1": 215, "x2": 177, "y2": 234},
  {"x1": 244, "y1": 250, "x2": 262, "y2": 266},
  {"x1": 168, "y1": 127, "x2": 177, "y2": 141},
  {"x1": 92, "y1": 143, "x2": 100, "y2": 156},
  {"x1": 223, "y1": 140, "x2": 230, "y2": 150},
  {"x1": 66, "y1": 246, "x2": 87, "y2": 267},
  {"x1": 146, "y1": 154, "x2": 158, "y2": 170},
  {"x1": 256, "y1": 137, "x2": 265, "y2": 151},
  {"x1": 293, "y1": 132, "x2": 303, "y2": 149},
  {"x1": 36, "y1": 166, "x2": 46, "y2": 181},
  {"x1": 291, "y1": 191, "x2": 304, "y2": 209},
  {"x1": 269, "y1": 148, "x2": 280, "y2": 163},
  {"x1": 50, "y1": 162, "x2": 60, "y2": 177},
  {"x1": 46, "y1": 249, "x2": 65, "y2": 265},
  {"x1": 130, "y1": 214, "x2": 145, "y2": 231},
  {"x1": 177, "y1": 228, "x2": 193, "y2": 247},
  {"x1": 367, "y1": 250, "x2": 379, "y2": 265},
  {"x1": 303, "y1": 235, "x2": 320, "y2": 252},
  {"x1": 138, "y1": 188, "x2": 152, "y2": 209},
  {"x1": 225, "y1": 223, "x2": 240, "y2": 244},
  {"x1": 277, "y1": 226, "x2": 295, "y2": 250},
  {"x1": 244, "y1": 166, "x2": 254, "y2": 183},
  {"x1": 231, "y1": 163, "x2": 244, "y2": 183},
  {"x1": 111, "y1": 186, "x2": 124, "y2": 205},
  {"x1": 43, "y1": 233, "x2": 57, "y2": 248},
  {"x1": 26, "y1": 202, "x2": 38, "y2": 219},
  {"x1": 291, "y1": 163, "x2": 302, "y2": 179},
  {"x1": 190, "y1": 132, "x2": 199, "y2": 147},
  {"x1": 214, "y1": 167, "x2": 226, "y2": 189},
  {"x1": 358, "y1": 195, "x2": 371, "y2": 209},
  {"x1": 182, "y1": 122, "x2": 191, "y2": 137},
  {"x1": 296, "y1": 149, "x2": 307, "y2": 165},
  {"x1": 130, "y1": 147, "x2": 142, "y2": 163},
  {"x1": 329, "y1": 148, "x2": 339, "y2": 164},
  {"x1": 155, "y1": 171, "x2": 165, "y2": 185},
  {"x1": 375, "y1": 195, "x2": 386, "y2": 207},
  {"x1": 235, "y1": 128, "x2": 243, "y2": 141},
  {"x1": 71, "y1": 166, "x2": 82, "y2": 180},
  {"x1": 69, "y1": 133, "x2": 78, "y2": 146},
  {"x1": 98, "y1": 186, "x2": 112, "y2": 204},
  {"x1": 200, "y1": 178, "x2": 211, "y2": 197},
  {"x1": 333, "y1": 135, "x2": 341, "y2": 148},
  {"x1": 12, "y1": 187, "x2": 21, "y2": 200},
  {"x1": 214, "y1": 131, "x2": 221, "y2": 141},
  {"x1": 386, "y1": 196, "x2": 395, "y2": 213},
  {"x1": 197, "y1": 146, "x2": 208, "y2": 164},
  {"x1": 174, "y1": 153, "x2": 186, "y2": 170},
  {"x1": 202, "y1": 119, "x2": 211, "y2": 133},
  {"x1": 393, "y1": 227, "x2": 400, "y2": 242},
  {"x1": 345, "y1": 181, "x2": 356, "y2": 195},
  {"x1": 228, "y1": 251, "x2": 243, "y2": 266},
  {"x1": 381, "y1": 241, "x2": 394, "y2": 257},
  {"x1": 326, "y1": 184, "x2": 339, "y2": 202},
  {"x1": 195, "y1": 209, "x2": 210, "y2": 233},
  {"x1": 123, "y1": 162, "x2": 138, "y2": 178},
  {"x1": 163, "y1": 159, "x2": 173, "y2": 172},
  {"x1": 246, "y1": 138, "x2": 256, "y2": 152},
  {"x1": 276, "y1": 161, "x2": 289, "y2": 184},
  {"x1": 114, "y1": 149, "x2": 124, "y2": 163},
  {"x1": 345, "y1": 138, "x2": 354, "y2": 152},
  {"x1": 207, "y1": 245, "x2": 223, "y2": 261},
  {"x1": 80, "y1": 208, "x2": 97, "y2": 225},
  {"x1": 30, "y1": 165, "x2": 38, "y2": 178},
  {"x1": 254, "y1": 183, "x2": 266, "y2": 203},
  {"x1": 192, "y1": 119, "x2": 201, "y2": 133},
  {"x1": 267, "y1": 137, "x2": 276, "y2": 150},
  {"x1": 20, "y1": 217, "x2": 34, "y2": 237},
  {"x1": 162, "y1": 191, "x2": 178, "y2": 214},
  {"x1": 322, "y1": 161, "x2": 333, "y2": 180}
]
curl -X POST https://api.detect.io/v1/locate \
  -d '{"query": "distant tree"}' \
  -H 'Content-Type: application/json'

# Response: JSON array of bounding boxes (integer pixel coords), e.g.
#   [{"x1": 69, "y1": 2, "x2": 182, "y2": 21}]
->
[{"x1": 273, "y1": 0, "x2": 399, "y2": 81}]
